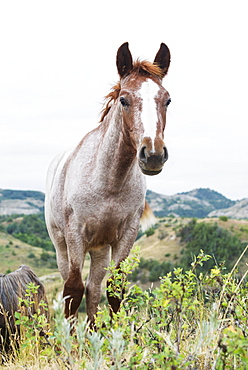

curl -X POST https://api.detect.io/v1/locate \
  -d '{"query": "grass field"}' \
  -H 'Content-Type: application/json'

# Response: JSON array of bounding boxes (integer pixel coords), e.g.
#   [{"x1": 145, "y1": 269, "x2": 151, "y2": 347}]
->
[
  {"x1": 1, "y1": 217, "x2": 248, "y2": 368},
  {"x1": 0, "y1": 245, "x2": 247, "y2": 369}
]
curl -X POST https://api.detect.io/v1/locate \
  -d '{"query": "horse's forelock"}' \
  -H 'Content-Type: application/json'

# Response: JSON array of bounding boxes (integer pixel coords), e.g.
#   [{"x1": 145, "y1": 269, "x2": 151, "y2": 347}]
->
[
  {"x1": 131, "y1": 59, "x2": 164, "y2": 78},
  {"x1": 100, "y1": 60, "x2": 164, "y2": 122}
]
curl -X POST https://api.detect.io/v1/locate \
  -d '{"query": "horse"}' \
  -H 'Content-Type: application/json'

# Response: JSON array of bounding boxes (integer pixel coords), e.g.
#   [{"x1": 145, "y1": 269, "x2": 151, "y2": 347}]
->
[
  {"x1": 45, "y1": 42, "x2": 171, "y2": 324},
  {"x1": 0, "y1": 265, "x2": 48, "y2": 356}
]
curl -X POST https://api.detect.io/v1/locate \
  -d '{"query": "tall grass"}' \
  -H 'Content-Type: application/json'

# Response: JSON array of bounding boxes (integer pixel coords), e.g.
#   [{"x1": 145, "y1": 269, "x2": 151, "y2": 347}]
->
[{"x1": 1, "y1": 246, "x2": 247, "y2": 369}]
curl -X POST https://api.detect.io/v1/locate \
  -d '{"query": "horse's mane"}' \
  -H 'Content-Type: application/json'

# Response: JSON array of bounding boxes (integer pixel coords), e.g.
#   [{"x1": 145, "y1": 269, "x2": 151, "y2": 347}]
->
[
  {"x1": 100, "y1": 60, "x2": 163, "y2": 122},
  {"x1": 0, "y1": 265, "x2": 46, "y2": 314}
]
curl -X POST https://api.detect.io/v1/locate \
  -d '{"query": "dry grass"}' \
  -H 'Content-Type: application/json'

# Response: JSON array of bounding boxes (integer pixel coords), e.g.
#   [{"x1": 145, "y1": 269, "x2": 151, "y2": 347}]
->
[
  {"x1": 0, "y1": 232, "x2": 56, "y2": 276},
  {"x1": 134, "y1": 217, "x2": 188, "y2": 261}
]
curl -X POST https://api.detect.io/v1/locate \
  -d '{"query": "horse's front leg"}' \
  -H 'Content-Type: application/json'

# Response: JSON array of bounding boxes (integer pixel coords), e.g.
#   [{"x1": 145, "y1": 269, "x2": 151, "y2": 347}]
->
[
  {"x1": 86, "y1": 245, "x2": 110, "y2": 325},
  {"x1": 107, "y1": 221, "x2": 140, "y2": 315},
  {"x1": 63, "y1": 268, "x2": 84, "y2": 319},
  {"x1": 63, "y1": 231, "x2": 85, "y2": 319}
]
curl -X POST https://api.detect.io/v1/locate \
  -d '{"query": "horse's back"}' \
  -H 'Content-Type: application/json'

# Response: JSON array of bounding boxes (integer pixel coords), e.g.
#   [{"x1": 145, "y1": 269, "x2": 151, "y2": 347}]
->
[
  {"x1": 45, "y1": 150, "x2": 72, "y2": 235},
  {"x1": 46, "y1": 150, "x2": 72, "y2": 194},
  {"x1": 45, "y1": 129, "x2": 103, "y2": 236}
]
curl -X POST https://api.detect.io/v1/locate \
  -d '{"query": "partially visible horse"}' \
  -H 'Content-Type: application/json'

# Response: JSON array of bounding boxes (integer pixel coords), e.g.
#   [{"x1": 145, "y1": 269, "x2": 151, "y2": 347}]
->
[
  {"x1": 45, "y1": 42, "x2": 171, "y2": 323},
  {"x1": 0, "y1": 265, "x2": 48, "y2": 356}
]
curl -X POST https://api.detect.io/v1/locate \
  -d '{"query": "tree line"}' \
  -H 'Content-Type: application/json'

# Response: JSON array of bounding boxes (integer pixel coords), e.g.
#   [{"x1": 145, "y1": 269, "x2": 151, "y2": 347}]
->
[{"x1": 0, "y1": 213, "x2": 54, "y2": 251}]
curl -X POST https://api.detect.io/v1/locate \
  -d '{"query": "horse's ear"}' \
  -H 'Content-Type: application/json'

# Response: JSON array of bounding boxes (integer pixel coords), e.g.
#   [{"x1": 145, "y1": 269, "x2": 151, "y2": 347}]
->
[
  {"x1": 153, "y1": 43, "x2": 171, "y2": 77},
  {"x1": 116, "y1": 42, "x2": 133, "y2": 78}
]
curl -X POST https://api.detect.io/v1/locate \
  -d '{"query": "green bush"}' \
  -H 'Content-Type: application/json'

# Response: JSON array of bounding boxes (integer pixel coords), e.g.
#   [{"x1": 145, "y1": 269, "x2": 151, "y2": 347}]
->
[
  {"x1": 219, "y1": 215, "x2": 228, "y2": 221},
  {"x1": 178, "y1": 219, "x2": 244, "y2": 272},
  {"x1": 27, "y1": 252, "x2": 36, "y2": 258},
  {"x1": 130, "y1": 257, "x2": 175, "y2": 282},
  {"x1": 158, "y1": 228, "x2": 168, "y2": 240},
  {"x1": 39, "y1": 250, "x2": 57, "y2": 268},
  {"x1": 145, "y1": 227, "x2": 155, "y2": 237}
]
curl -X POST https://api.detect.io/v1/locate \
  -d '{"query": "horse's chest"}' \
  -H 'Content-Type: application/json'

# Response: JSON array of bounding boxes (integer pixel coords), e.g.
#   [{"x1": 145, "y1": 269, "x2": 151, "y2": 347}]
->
[
  {"x1": 75, "y1": 196, "x2": 144, "y2": 247},
  {"x1": 82, "y1": 215, "x2": 126, "y2": 247}
]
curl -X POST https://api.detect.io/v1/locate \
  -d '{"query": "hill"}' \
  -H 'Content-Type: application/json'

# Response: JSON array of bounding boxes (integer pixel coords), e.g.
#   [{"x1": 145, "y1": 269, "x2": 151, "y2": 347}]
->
[
  {"x1": 0, "y1": 231, "x2": 56, "y2": 276},
  {"x1": 1, "y1": 187, "x2": 247, "y2": 219},
  {"x1": 0, "y1": 189, "x2": 44, "y2": 215},
  {"x1": 0, "y1": 188, "x2": 248, "y2": 218},
  {"x1": 208, "y1": 198, "x2": 248, "y2": 219},
  {"x1": 135, "y1": 216, "x2": 248, "y2": 260},
  {"x1": 146, "y1": 188, "x2": 236, "y2": 218}
]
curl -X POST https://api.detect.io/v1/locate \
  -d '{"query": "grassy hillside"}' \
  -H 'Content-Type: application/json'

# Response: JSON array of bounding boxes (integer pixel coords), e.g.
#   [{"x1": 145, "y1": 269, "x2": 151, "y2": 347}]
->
[
  {"x1": 1, "y1": 215, "x2": 248, "y2": 278},
  {"x1": 0, "y1": 232, "x2": 57, "y2": 277},
  {"x1": 1, "y1": 213, "x2": 53, "y2": 250},
  {"x1": 1, "y1": 213, "x2": 247, "y2": 306},
  {"x1": 136, "y1": 216, "x2": 248, "y2": 262}
]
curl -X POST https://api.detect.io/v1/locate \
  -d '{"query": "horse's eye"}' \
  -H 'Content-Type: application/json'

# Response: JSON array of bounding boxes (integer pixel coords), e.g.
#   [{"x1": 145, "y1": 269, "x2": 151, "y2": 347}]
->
[
  {"x1": 165, "y1": 98, "x2": 171, "y2": 107},
  {"x1": 120, "y1": 97, "x2": 129, "y2": 107}
]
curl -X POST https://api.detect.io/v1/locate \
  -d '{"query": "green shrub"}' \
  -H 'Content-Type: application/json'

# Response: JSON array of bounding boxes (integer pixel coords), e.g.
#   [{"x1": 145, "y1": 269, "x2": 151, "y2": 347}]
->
[
  {"x1": 27, "y1": 252, "x2": 36, "y2": 258},
  {"x1": 178, "y1": 219, "x2": 244, "y2": 272},
  {"x1": 40, "y1": 251, "x2": 50, "y2": 262},
  {"x1": 145, "y1": 227, "x2": 155, "y2": 237},
  {"x1": 219, "y1": 215, "x2": 228, "y2": 221},
  {"x1": 158, "y1": 229, "x2": 168, "y2": 240}
]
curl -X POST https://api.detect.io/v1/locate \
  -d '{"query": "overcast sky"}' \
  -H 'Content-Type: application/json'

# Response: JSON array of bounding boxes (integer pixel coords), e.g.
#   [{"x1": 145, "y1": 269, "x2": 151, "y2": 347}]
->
[{"x1": 0, "y1": 0, "x2": 247, "y2": 201}]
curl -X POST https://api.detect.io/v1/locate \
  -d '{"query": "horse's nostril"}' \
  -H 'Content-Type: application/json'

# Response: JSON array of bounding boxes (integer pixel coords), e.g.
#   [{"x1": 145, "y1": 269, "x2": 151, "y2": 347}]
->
[
  {"x1": 139, "y1": 146, "x2": 147, "y2": 163},
  {"x1": 163, "y1": 147, "x2": 169, "y2": 163}
]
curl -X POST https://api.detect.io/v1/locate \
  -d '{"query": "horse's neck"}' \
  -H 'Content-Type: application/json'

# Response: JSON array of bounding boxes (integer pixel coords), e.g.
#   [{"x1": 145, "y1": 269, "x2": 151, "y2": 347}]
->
[{"x1": 97, "y1": 106, "x2": 137, "y2": 187}]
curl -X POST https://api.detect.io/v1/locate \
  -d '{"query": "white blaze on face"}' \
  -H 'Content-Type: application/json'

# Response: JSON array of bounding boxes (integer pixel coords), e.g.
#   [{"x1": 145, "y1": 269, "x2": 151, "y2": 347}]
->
[{"x1": 139, "y1": 79, "x2": 160, "y2": 152}]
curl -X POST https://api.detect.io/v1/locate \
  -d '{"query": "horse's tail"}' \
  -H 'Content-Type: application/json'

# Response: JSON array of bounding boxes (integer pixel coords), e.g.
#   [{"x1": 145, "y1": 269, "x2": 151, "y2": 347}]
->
[{"x1": 140, "y1": 201, "x2": 156, "y2": 232}]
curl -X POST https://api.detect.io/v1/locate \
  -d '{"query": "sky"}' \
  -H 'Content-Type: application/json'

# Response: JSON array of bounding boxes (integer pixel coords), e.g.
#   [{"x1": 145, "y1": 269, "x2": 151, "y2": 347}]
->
[{"x1": 0, "y1": 0, "x2": 247, "y2": 201}]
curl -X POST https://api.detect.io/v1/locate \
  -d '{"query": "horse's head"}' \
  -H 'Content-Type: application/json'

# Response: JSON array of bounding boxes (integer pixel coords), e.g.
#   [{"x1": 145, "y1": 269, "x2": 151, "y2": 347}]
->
[{"x1": 116, "y1": 42, "x2": 171, "y2": 175}]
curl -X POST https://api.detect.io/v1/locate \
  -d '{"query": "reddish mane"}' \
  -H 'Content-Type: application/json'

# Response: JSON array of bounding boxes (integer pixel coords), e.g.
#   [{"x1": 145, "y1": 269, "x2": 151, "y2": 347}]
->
[{"x1": 100, "y1": 60, "x2": 163, "y2": 122}]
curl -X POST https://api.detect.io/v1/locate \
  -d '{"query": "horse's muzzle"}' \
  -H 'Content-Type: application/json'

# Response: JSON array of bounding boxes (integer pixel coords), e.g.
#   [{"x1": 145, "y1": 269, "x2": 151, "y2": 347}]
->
[{"x1": 138, "y1": 145, "x2": 168, "y2": 176}]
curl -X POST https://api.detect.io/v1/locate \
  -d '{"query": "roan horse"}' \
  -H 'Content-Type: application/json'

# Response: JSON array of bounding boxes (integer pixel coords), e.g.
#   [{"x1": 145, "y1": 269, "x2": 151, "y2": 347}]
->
[{"x1": 45, "y1": 42, "x2": 171, "y2": 324}]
